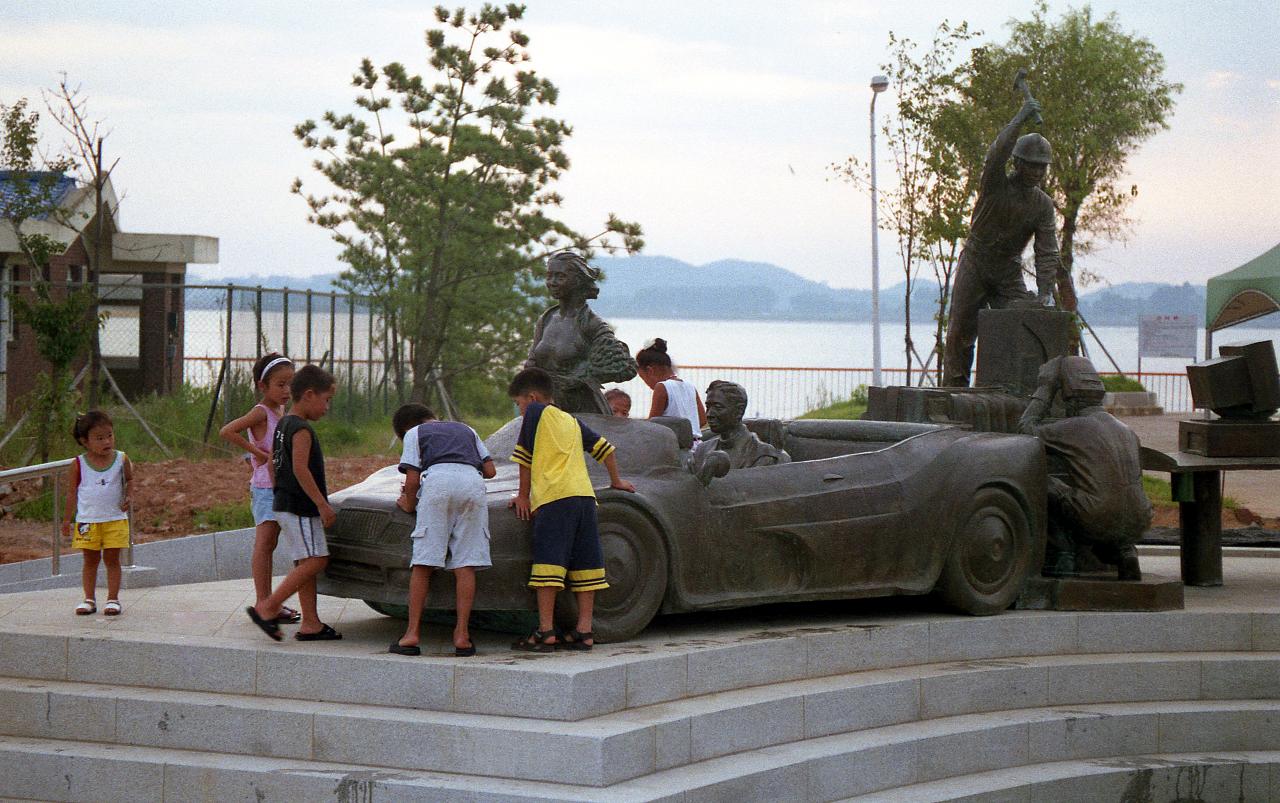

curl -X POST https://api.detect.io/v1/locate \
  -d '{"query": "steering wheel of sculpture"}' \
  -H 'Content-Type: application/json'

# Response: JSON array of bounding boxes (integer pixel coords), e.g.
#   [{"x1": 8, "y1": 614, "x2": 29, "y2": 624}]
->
[{"x1": 934, "y1": 486, "x2": 1035, "y2": 615}]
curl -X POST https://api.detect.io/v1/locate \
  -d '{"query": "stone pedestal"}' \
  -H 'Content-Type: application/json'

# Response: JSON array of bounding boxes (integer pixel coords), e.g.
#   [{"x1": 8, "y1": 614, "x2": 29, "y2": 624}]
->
[
  {"x1": 1103, "y1": 390, "x2": 1163, "y2": 416},
  {"x1": 1016, "y1": 573, "x2": 1184, "y2": 611},
  {"x1": 974, "y1": 307, "x2": 1076, "y2": 397}
]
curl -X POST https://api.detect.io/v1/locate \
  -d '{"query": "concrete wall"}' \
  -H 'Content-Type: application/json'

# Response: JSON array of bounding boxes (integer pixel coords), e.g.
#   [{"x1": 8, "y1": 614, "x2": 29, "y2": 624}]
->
[
  {"x1": 4, "y1": 237, "x2": 91, "y2": 412},
  {"x1": 0, "y1": 528, "x2": 291, "y2": 594}
]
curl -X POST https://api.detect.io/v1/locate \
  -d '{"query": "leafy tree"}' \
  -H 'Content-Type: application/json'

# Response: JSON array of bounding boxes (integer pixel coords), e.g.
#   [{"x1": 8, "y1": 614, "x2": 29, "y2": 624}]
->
[
  {"x1": 832, "y1": 22, "x2": 978, "y2": 384},
  {"x1": 45, "y1": 76, "x2": 120, "y2": 408},
  {"x1": 0, "y1": 97, "x2": 102, "y2": 459},
  {"x1": 295, "y1": 4, "x2": 642, "y2": 406},
  {"x1": 948, "y1": 2, "x2": 1181, "y2": 310}
]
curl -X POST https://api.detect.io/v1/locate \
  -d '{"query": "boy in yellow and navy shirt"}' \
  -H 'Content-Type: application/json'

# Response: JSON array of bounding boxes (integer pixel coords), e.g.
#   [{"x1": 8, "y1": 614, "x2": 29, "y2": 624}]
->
[{"x1": 508, "y1": 367, "x2": 635, "y2": 651}]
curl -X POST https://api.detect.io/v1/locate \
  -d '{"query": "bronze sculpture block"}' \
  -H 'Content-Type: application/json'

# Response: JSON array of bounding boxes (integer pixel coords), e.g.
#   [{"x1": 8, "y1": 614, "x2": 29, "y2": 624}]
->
[
  {"x1": 1187, "y1": 357, "x2": 1254, "y2": 411},
  {"x1": 1179, "y1": 419, "x2": 1280, "y2": 458},
  {"x1": 974, "y1": 307, "x2": 1076, "y2": 397}
]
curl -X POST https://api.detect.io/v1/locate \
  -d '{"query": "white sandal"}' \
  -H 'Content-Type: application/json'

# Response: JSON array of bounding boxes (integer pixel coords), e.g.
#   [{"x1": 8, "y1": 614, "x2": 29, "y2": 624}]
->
[
  {"x1": 74, "y1": 599, "x2": 96, "y2": 616},
  {"x1": 103, "y1": 600, "x2": 122, "y2": 616}
]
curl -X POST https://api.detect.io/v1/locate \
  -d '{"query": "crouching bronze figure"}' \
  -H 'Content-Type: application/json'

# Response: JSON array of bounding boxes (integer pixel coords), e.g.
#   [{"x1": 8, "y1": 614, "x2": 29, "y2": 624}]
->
[{"x1": 1018, "y1": 356, "x2": 1152, "y2": 579}]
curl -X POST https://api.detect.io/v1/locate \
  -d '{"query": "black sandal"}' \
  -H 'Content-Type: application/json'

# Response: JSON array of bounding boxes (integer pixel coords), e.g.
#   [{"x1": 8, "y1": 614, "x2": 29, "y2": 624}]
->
[
  {"x1": 455, "y1": 642, "x2": 477, "y2": 657},
  {"x1": 246, "y1": 606, "x2": 283, "y2": 642},
  {"x1": 512, "y1": 628, "x2": 557, "y2": 653},
  {"x1": 274, "y1": 606, "x2": 302, "y2": 625},
  {"x1": 295, "y1": 623, "x2": 342, "y2": 641},
  {"x1": 558, "y1": 629, "x2": 594, "y2": 651},
  {"x1": 389, "y1": 641, "x2": 421, "y2": 656}
]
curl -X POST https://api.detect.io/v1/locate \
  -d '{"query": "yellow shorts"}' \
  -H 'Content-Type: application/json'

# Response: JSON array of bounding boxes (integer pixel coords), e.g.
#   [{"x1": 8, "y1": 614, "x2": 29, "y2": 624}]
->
[{"x1": 72, "y1": 520, "x2": 130, "y2": 551}]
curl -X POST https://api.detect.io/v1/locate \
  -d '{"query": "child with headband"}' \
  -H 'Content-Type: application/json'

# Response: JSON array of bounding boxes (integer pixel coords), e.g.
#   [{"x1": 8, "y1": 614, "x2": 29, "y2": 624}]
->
[{"x1": 220, "y1": 353, "x2": 300, "y2": 626}]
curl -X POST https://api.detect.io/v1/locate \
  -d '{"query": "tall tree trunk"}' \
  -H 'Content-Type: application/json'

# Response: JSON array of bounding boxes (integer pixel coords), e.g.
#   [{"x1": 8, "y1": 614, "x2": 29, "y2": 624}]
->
[{"x1": 1056, "y1": 209, "x2": 1080, "y2": 312}]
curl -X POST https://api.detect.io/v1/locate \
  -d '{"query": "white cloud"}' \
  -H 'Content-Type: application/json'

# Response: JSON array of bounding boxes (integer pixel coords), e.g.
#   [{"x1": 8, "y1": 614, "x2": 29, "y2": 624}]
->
[
  {"x1": 527, "y1": 23, "x2": 846, "y2": 104},
  {"x1": 1205, "y1": 70, "x2": 1240, "y2": 89}
]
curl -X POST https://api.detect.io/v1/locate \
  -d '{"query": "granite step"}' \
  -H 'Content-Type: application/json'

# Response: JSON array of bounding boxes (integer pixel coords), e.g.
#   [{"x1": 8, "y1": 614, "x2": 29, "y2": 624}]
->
[
  {"x1": 4, "y1": 702, "x2": 1280, "y2": 802},
  {"x1": 840, "y1": 751, "x2": 1280, "y2": 802},
  {"x1": 3, "y1": 650, "x2": 1280, "y2": 786},
  {"x1": 2, "y1": 607, "x2": 1277, "y2": 723},
  {"x1": 0, "y1": 734, "x2": 633, "y2": 803}
]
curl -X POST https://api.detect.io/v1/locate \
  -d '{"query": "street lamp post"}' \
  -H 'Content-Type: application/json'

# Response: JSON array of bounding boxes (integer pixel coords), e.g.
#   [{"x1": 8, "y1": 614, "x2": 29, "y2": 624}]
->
[{"x1": 869, "y1": 75, "x2": 889, "y2": 388}]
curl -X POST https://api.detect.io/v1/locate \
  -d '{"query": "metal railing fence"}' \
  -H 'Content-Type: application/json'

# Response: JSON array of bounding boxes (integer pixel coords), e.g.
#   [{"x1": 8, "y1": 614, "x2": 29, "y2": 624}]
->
[
  {"x1": 0, "y1": 458, "x2": 134, "y2": 576},
  {"x1": 608, "y1": 366, "x2": 1198, "y2": 421},
  {"x1": 1, "y1": 274, "x2": 1205, "y2": 422},
  {"x1": 4, "y1": 278, "x2": 412, "y2": 423}
]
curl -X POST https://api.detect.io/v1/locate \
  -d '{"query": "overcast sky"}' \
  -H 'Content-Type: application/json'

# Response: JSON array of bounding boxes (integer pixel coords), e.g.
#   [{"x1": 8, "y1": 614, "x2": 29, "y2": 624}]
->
[{"x1": 1, "y1": 1, "x2": 1276, "y2": 290}]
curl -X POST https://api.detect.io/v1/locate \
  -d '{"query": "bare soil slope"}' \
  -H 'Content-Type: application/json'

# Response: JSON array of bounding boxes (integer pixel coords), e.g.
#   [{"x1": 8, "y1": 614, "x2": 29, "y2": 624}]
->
[{"x1": 0, "y1": 455, "x2": 394, "y2": 564}]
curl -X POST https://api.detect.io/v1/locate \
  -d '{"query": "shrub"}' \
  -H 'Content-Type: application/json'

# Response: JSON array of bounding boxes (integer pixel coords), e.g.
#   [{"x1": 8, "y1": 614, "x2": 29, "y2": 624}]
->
[
  {"x1": 800, "y1": 386, "x2": 869, "y2": 420},
  {"x1": 1102, "y1": 375, "x2": 1146, "y2": 393}
]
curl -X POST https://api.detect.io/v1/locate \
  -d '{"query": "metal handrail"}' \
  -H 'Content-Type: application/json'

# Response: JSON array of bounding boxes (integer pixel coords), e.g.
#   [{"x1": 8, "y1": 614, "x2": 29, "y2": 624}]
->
[{"x1": 0, "y1": 458, "x2": 133, "y2": 576}]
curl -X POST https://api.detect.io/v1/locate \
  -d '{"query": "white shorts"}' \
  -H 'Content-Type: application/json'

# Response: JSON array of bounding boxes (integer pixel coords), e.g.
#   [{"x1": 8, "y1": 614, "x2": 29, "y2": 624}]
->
[
  {"x1": 278, "y1": 513, "x2": 329, "y2": 561},
  {"x1": 411, "y1": 463, "x2": 491, "y2": 570}
]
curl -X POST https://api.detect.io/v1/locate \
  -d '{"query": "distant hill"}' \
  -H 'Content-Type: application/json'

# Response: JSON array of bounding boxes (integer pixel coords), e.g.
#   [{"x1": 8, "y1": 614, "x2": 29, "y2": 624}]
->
[
  {"x1": 193, "y1": 258, "x2": 1264, "y2": 327},
  {"x1": 592, "y1": 255, "x2": 1224, "y2": 327},
  {"x1": 188, "y1": 272, "x2": 342, "y2": 293}
]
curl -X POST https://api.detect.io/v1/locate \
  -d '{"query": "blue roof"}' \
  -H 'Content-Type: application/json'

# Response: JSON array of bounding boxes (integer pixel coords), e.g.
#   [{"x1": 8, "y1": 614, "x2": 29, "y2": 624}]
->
[{"x1": 0, "y1": 170, "x2": 78, "y2": 220}]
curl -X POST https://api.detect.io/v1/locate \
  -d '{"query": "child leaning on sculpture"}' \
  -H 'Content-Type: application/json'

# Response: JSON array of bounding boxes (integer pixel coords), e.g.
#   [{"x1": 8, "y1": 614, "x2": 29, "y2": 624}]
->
[
  {"x1": 507, "y1": 367, "x2": 636, "y2": 652},
  {"x1": 389, "y1": 403, "x2": 496, "y2": 658}
]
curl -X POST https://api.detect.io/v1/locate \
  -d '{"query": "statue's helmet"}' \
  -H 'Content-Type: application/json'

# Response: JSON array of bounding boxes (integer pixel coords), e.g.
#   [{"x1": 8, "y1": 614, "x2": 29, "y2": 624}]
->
[
  {"x1": 1012, "y1": 133, "x2": 1052, "y2": 164},
  {"x1": 1058, "y1": 356, "x2": 1106, "y2": 406}
]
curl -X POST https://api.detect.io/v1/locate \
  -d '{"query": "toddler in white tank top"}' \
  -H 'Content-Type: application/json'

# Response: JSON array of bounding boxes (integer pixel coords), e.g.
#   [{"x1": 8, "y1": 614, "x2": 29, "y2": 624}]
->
[{"x1": 66, "y1": 411, "x2": 133, "y2": 617}]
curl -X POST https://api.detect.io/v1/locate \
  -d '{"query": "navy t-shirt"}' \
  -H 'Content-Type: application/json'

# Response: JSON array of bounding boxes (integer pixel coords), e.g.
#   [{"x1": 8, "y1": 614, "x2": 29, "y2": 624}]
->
[{"x1": 399, "y1": 421, "x2": 492, "y2": 475}]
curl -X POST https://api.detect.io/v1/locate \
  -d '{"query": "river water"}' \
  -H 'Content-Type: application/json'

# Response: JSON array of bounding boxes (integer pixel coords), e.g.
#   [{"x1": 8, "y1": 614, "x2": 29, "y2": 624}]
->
[
  {"x1": 608, "y1": 318, "x2": 1280, "y2": 376},
  {"x1": 102, "y1": 308, "x2": 1280, "y2": 416}
]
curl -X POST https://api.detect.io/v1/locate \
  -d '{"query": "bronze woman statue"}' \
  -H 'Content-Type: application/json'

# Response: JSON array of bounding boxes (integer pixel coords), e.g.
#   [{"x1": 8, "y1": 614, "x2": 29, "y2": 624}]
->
[{"x1": 524, "y1": 251, "x2": 637, "y2": 414}]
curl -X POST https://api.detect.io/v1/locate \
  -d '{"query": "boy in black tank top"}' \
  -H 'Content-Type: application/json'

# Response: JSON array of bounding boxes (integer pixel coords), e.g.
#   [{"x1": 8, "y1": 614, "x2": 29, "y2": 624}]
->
[{"x1": 246, "y1": 365, "x2": 343, "y2": 642}]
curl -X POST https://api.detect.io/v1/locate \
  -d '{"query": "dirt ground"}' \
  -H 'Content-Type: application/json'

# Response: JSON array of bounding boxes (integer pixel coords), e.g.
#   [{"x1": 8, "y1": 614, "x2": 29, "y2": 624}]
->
[{"x1": 0, "y1": 455, "x2": 395, "y2": 564}]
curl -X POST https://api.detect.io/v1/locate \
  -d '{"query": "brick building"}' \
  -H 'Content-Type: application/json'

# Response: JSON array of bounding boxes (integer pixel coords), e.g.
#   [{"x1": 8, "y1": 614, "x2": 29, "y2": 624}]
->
[{"x1": 0, "y1": 171, "x2": 218, "y2": 419}]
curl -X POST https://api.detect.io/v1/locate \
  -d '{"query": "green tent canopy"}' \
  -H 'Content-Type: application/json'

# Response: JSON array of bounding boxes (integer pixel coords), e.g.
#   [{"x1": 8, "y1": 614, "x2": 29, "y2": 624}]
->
[{"x1": 1205, "y1": 242, "x2": 1280, "y2": 356}]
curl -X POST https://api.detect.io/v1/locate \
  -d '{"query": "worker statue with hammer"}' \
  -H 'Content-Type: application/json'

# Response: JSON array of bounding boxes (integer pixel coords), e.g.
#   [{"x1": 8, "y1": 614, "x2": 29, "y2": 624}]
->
[{"x1": 942, "y1": 71, "x2": 1063, "y2": 388}]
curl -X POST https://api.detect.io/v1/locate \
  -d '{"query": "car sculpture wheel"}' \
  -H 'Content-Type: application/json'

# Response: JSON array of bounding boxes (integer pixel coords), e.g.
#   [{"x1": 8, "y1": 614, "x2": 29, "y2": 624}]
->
[
  {"x1": 556, "y1": 498, "x2": 669, "y2": 642},
  {"x1": 935, "y1": 486, "x2": 1034, "y2": 615}
]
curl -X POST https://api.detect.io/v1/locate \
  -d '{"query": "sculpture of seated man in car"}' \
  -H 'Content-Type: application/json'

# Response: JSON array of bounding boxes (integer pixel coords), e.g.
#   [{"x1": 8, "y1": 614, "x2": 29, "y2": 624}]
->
[
  {"x1": 1017, "y1": 355, "x2": 1152, "y2": 580},
  {"x1": 689, "y1": 380, "x2": 790, "y2": 483}
]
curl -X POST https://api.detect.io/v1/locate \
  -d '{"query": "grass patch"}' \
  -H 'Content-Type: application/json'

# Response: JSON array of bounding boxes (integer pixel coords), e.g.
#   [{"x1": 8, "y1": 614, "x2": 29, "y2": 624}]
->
[
  {"x1": 1102, "y1": 375, "x2": 1147, "y2": 392},
  {"x1": 800, "y1": 398, "x2": 868, "y2": 420},
  {"x1": 800, "y1": 387, "x2": 869, "y2": 420},
  {"x1": 193, "y1": 501, "x2": 256, "y2": 531},
  {"x1": 1143, "y1": 473, "x2": 1237, "y2": 509},
  {"x1": 12, "y1": 491, "x2": 53, "y2": 522},
  {"x1": 468, "y1": 415, "x2": 511, "y2": 440},
  {"x1": 1, "y1": 382, "x2": 413, "y2": 466}
]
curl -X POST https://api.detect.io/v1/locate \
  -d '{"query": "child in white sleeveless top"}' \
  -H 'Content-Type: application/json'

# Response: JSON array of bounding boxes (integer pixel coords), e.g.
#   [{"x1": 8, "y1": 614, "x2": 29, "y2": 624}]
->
[
  {"x1": 66, "y1": 411, "x2": 133, "y2": 616},
  {"x1": 220, "y1": 353, "x2": 299, "y2": 625},
  {"x1": 636, "y1": 338, "x2": 706, "y2": 442}
]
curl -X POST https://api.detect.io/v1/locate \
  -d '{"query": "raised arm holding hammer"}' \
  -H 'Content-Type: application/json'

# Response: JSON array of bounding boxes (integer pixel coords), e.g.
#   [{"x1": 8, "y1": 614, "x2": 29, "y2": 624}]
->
[{"x1": 942, "y1": 70, "x2": 1063, "y2": 388}]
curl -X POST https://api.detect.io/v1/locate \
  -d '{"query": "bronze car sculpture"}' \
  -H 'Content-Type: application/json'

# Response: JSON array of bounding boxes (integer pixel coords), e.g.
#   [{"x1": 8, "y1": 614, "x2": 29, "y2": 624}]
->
[{"x1": 318, "y1": 415, "x2": 1047, "y2": 642}]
